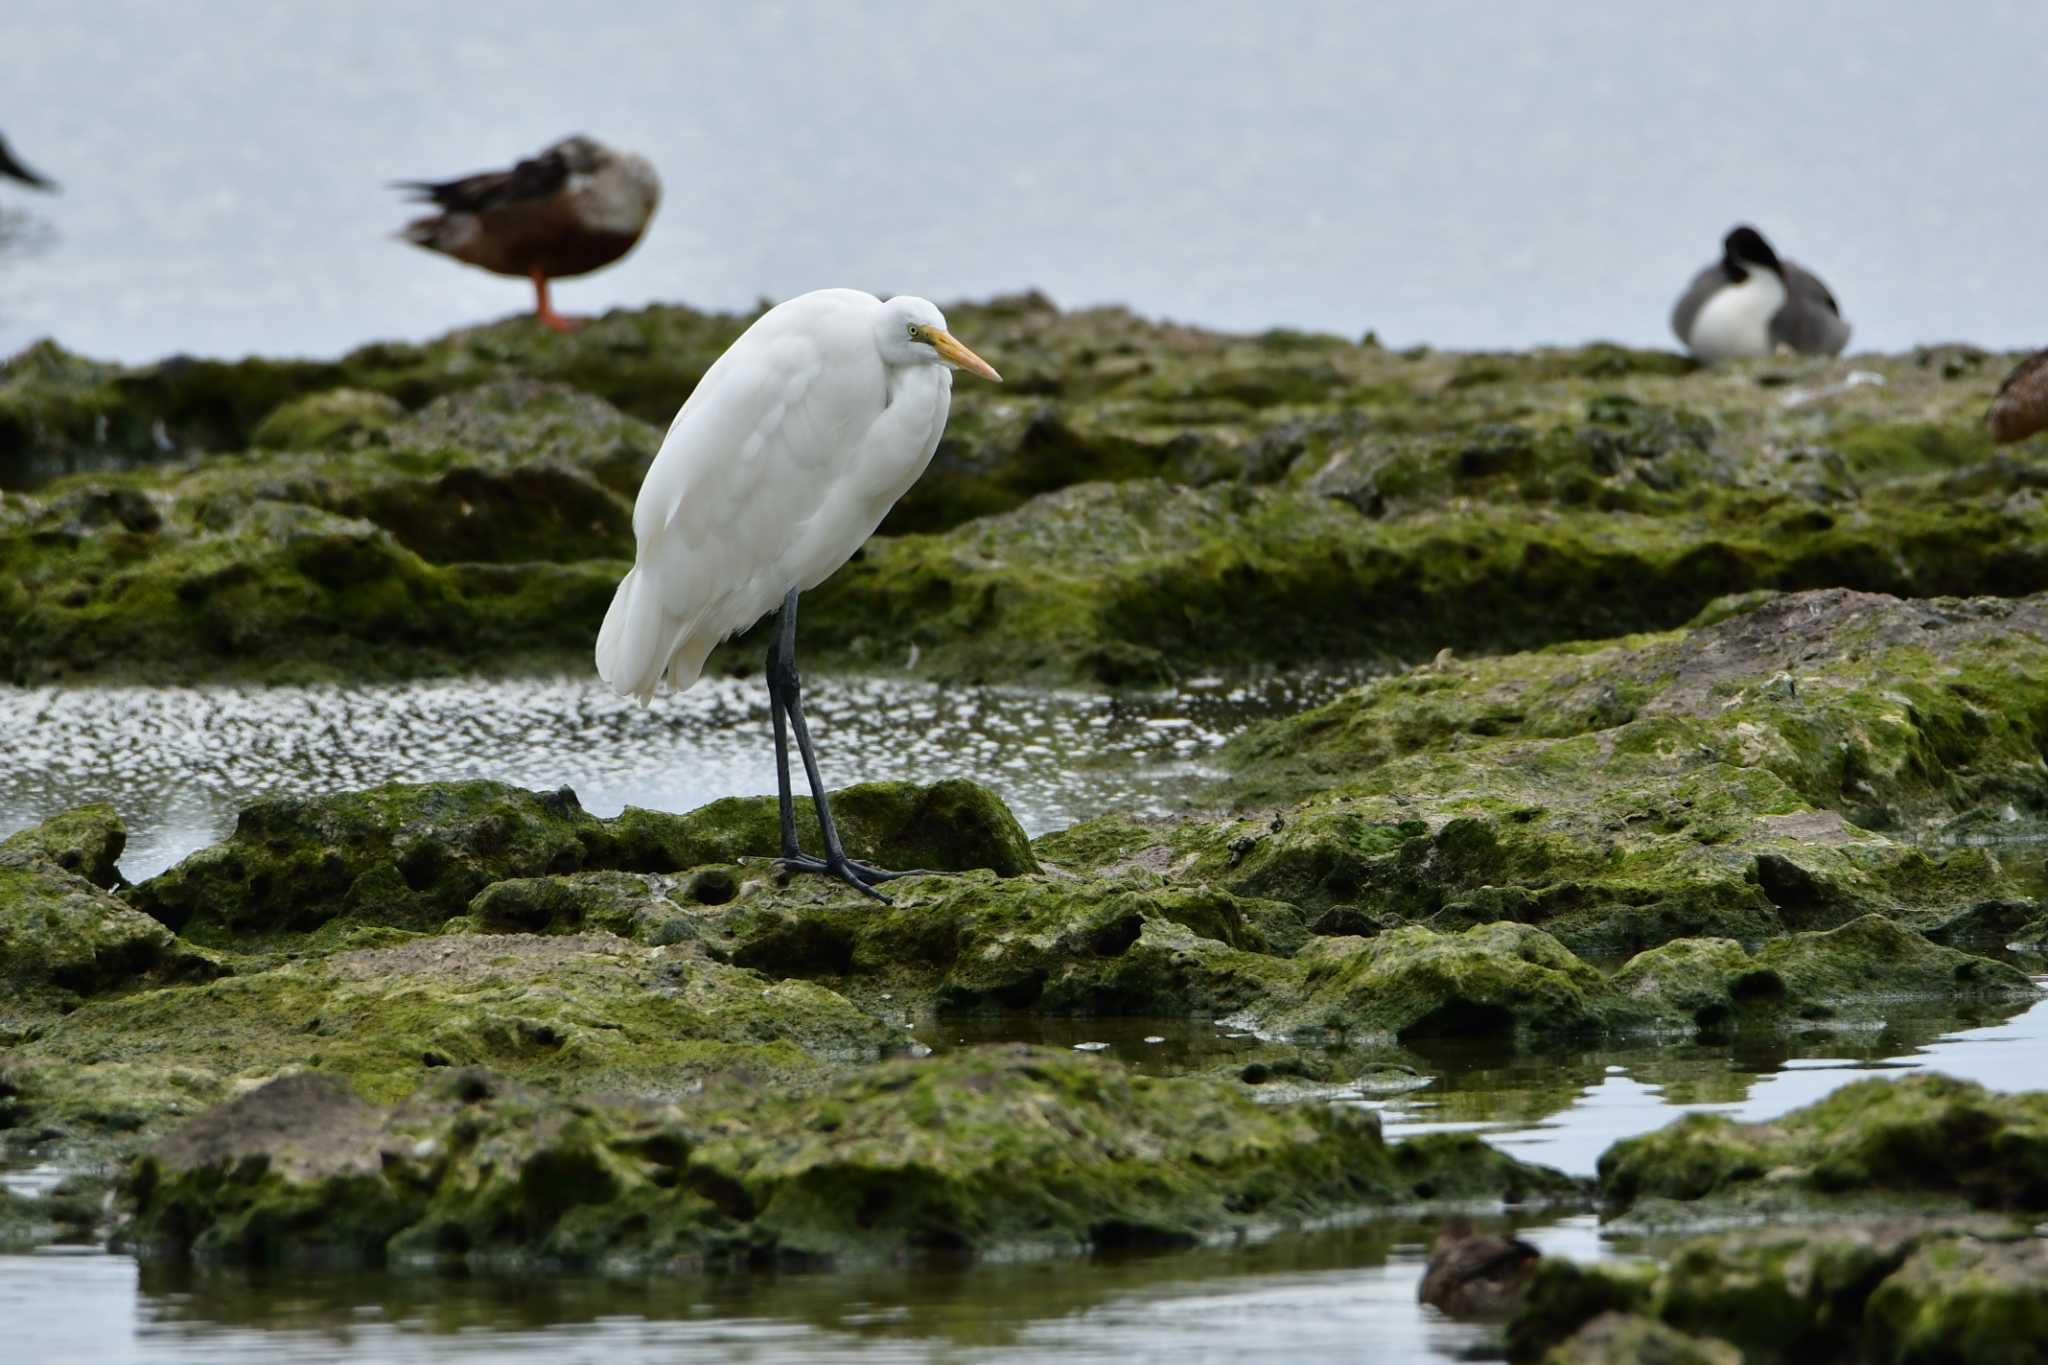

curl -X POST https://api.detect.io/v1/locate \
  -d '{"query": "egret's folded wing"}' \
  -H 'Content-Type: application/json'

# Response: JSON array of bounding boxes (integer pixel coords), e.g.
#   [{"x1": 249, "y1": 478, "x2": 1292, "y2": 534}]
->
[{"x1": 629, "y1": 329, "x2": 858, "y2": 633}]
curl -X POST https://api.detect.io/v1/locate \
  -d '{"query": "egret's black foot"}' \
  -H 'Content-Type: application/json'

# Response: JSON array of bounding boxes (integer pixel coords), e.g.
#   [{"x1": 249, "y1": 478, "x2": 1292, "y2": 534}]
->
[{"x1": 771, "y1": 853, "x2": 952, "y2": 902}]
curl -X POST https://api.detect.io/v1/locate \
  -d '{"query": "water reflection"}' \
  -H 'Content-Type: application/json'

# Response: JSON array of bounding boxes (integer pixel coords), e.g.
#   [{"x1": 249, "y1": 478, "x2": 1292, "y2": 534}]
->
[
  {"x1": 913, "y1": 992, "x2": 2048, "y2": 1179},
  {"x1": 0, "y1": 671, "x2": 1361, "y2": 881},
  {"x1": 9, "y1": 1214, "x2": 1610, "y2": 1365}
]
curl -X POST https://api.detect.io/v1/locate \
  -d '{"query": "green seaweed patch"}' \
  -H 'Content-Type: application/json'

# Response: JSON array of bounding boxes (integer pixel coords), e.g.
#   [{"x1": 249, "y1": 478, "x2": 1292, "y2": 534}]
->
[
  {"x1": 0, "y1": 801, "x2": 126, "y2": 888},
  {"x1": 1508, "y1": 1219, "x2": 2045, "y2": 1365},
  {"x1": 123, "y1": 1046, "x2": 1577, "y2": 1272},
  {"x1": 12, "y1": 931, "x2": 889, "y2": 1147},
  {"x1": 129, "y1": 777, "x2": 1034, "y2": 948},
  {"x1": 1608, "y1": 918, "x2": 2038, "y2": 1035},
  {"x1": 1597, "y1": 1074, "x2": 2048, "y2": 1220}
]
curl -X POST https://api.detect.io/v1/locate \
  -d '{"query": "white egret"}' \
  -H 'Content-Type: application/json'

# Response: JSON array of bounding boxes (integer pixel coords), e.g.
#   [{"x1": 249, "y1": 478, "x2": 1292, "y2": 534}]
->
[
  {"x1": 596, "y1": 288, "x2": 1001, "y2": 898},
  {"x1": 395, "y1": 135, "x2": 661, "y2": 333},
  {"x1": 1671, "y1": 225, "x2": 1849, "y2": 361}
]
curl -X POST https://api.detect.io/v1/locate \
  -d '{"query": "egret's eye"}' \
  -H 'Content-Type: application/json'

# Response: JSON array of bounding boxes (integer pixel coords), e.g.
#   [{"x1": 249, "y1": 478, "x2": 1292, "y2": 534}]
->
[{"x1": 907, "y1": 324, "x2": 921, "y2": 341}]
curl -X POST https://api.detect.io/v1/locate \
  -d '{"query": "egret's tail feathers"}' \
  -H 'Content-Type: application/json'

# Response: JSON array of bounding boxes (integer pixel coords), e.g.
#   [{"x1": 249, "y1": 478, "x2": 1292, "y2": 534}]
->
[{"x1": 595, "y1": 568, "x2": 712, "y2": 703}]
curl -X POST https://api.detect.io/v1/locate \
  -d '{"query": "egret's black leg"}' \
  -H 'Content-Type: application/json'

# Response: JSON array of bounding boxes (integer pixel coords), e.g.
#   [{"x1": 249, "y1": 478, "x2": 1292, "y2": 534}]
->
[
  {"x1": 765, "y1": 590, "x2": 949, "y2": 902},
  {"x1": 767, "y1": 591, "x2": 804, "y2": 861}
]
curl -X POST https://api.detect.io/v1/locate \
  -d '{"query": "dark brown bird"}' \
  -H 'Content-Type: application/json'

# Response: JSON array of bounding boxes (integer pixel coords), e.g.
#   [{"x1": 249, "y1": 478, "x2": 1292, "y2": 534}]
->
[
  {"x1": 1417, "y1": 1217, "x2": 1543, "y2": 1319},
  {"x1": 394, "y1": 135, "x2": 660, "y2": 333},
  {"x1": 1987, "y1": 350, "x2": 2048, "y2": 445},
  {"x1": 0, "y1": 133, "x2": 57, "y2": 191}
]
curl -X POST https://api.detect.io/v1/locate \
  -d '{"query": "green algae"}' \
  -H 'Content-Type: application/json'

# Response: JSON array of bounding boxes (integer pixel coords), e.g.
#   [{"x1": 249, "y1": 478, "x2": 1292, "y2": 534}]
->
[
  {"x1": 1609, "y1": 918, "x2": 2039, "y2": 1035},
  {"x1": 0, "y1": 800, "x2": 126, "y2": 887},
  {"x1": 7, "y1": 299, "x2": 2047, "y2": 685},
  {"x1": 1534, "y1": 1312, "x2": 1741, "y2": 1365},
  {"x1": 1597, "y1": 1074, "x2": 2048, "y2": 1221},
  {"x1": 10, "y1": 931, "x2": 892, "y2": 1147},
  {"x1": 131, "y1": 776, "x2": 1034, "y2": 948},
  {"x1": 1509, "y1": 1219, "x2": 2047, "y2": 1365},
  {"x1": 121, "y1": 1047, "x2": 1579, "y2": 1271},
  {"x1": 250, "y1": 388, "x2": 405, "y2": 451},
  {"x1": 1265, "y1": 922, "x2": 1613, "y2": 1043},
  {"x1": 0, "y1": 806, "x2": 209, "y2": 1041}
]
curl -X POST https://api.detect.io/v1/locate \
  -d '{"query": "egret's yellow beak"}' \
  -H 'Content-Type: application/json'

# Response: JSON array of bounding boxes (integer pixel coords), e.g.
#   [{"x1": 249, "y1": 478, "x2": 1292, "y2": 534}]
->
[{"x1": 928, "y1": 329, "x2": 1002, "y2": 382}]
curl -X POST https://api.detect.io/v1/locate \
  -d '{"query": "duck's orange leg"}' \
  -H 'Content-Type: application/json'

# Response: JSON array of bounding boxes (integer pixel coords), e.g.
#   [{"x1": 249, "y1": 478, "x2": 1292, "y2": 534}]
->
[{"x1": 530, "y1": 269, "x2": 578, "y2": 334}]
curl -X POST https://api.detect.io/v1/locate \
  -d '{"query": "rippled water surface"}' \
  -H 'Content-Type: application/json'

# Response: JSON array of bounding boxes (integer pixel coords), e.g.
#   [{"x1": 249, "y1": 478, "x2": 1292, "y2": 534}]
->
[{"x1": 0, "y1": 671, "x2": 1357, "y2": 881}]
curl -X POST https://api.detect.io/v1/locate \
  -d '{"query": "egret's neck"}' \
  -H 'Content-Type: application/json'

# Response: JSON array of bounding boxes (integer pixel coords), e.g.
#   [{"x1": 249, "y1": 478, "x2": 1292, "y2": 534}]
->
[
  {"x1": 858, "y1": 363, "x2": 952, "y2": 506},
  {"x1": 888, "y1": 360, "x2": 951, "y2": 414}
]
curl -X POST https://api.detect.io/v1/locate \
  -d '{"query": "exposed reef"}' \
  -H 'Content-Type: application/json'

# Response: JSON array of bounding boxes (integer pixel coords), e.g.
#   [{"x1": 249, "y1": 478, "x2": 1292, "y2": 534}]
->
[
  {"x1": 4, "y1": 302, "x2": 2042, "y2": 684},
  {"x1": 3, "y1": 304, "x2": 2044, "y2": 1319}
]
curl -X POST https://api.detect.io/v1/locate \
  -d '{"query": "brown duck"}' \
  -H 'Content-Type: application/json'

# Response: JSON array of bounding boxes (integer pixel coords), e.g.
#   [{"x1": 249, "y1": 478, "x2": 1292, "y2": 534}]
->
[
  {"x1": 1987, "y1": 350, "x2": 2048, "y2": 445},
  {"x1": 395, "y1": 135, "x2": 660, "y2": 333},
  {"x1": 1417, "y1": 1217, "x2": 1542, "y2": 1318}
]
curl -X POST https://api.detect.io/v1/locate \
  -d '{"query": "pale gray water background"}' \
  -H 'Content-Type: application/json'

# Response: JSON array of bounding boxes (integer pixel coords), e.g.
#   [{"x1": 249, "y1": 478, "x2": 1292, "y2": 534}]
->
[{"x1": 1, "y1": 1, "x2": 2043, "y2": 363}]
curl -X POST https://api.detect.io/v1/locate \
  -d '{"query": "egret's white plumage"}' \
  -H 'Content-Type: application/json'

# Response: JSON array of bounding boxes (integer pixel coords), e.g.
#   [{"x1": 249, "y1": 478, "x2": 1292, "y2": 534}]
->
[{"x1": 597, "y1": 289, "x2": 997, "y2": 702}]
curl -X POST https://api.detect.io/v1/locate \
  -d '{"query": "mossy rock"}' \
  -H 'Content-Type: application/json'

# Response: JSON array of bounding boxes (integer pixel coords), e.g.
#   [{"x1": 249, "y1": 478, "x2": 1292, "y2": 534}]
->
[
  {"x1": 599, "y1": 777, "x2": 1040, "y2": 880},
  {"x1": 1607, "y1": 917, "x2": 2039, "y2": 1034},
  {"x1": 128, "y1": 780, "x2": 605, "y2": 943},
  {"x1": 1511, "y1": 1220, "x2": 2047, "y2": 1365},
  {"x1": 1597, "y1": 1074, "x2": 2048, "y2": 1221},
  {"x1": 1262, "y1": 922, "x2": 1613, "y2": 1043},
  {"x1": 0, "y1": 808, "x2": 197, "y2": 1039},
  {"x1": 11, "y1": 931, "x2": 891, "y2": 1145},
  {"x1": 130, "y1": 777, "x2": 1035, "y2": 948},
  {"x1": 1862, "y1": 1233, "x2": 2048, "y2": 1364},
  {"x1": 122, "y1": 1045, "x2": 1578, "y2": 1271},
  {"x1": 11, "y1": 304, "x2": 2048, "y2": 685},
  {"x1": 1535, "y1": 1313, "x2": 1740, "y2": 1365},
  {"x1": 250, "y1": 388, "x2": 405, "y2": 450},
  {"x1": 0, "y1": 801, "x2": 126, "y2": 887}
]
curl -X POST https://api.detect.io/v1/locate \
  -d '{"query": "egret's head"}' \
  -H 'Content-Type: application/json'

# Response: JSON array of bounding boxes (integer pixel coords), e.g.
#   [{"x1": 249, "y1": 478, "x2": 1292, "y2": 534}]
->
[
  {"x1": 1721, "y1": 225, "x2": 1784, "y2": 281},
  {"x1": 879, "y1": 297, "x2": 1002, "y2": 381}
]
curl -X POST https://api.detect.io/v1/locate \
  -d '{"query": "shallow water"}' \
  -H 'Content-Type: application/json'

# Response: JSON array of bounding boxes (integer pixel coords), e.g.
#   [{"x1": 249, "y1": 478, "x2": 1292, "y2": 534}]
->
[
  {"x1": 0, "y1": 670, "x2": 1359, "y2": 882},
  {"x1": 7, "y1": 994, "x2": 2045, "y2": 1364},
  {"x1": 6, "y1": 669, "x2": 2048, "y2": 1361}
]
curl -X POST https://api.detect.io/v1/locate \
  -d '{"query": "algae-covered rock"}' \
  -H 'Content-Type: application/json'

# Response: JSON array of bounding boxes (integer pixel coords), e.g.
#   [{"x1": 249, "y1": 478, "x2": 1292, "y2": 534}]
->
[
  {"x1": 1597, "y1": 1074, "x2": 2048, "y2": 1221},
  {"x1": 1507, "y1": 1259, "x2": 1662, "y2": 1363},
  {"x1": 1608, "y1": 918, "x2": 2039, "y2": 1034},
  {"x1": 1263, "y1": 923, "x2": 1612, "y2": 1043},
  {"x1": 1862, "y1": 1234, "x2": 2048, "y2": 1364},
  {"x1": 0, "y1": 801, "x2": 126, "y2": 887},
  {"x1": 250, "y1": 388, "x2": 405, "y2": 450},
  {"x1": 131, "y1": 777, "x2": 1036, "y2": 947},
  {"x1": 12, "y1": 931, "x2": 891, "y2": 1143},
  {"x1": 1230, "y1": 589, "x2": 2048, "y2": 828},
  {"x1": 607, "y1": 870, "x2": 1293, "y2": 1018},
  {"x1": 1538, "y1": 1313, "x2": 1740, "y2": 1365},
  {"x1": 0, "y1": 807, "x2": 186, "y2": 1038},
  {"x1": 1117, "y1": 590, "x2": 2048, "y2": 964},
  {"x1": 130, "y1": 780, "x2": 604, "y2": 943},
  {"x1": 600, "y1": 777, "x2": 1040, "y2": 880},
  {"x1": 123, "y1": 1046, "x2": 1575, "y2": 1271},
  {"x1": 11, "y1": 301, "x2": 2048, "y2": 684},
  {"x1": 1511, "y1": 1220, "x2": 2046, "y2": 1365}
]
